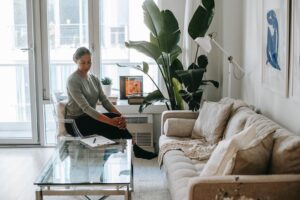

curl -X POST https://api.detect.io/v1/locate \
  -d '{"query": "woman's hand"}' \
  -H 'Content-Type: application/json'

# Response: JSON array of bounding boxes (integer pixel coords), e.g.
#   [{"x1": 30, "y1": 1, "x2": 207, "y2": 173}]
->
[
  {"x1": 98, "y1": 114, "x2": 126, "y2": 129},
  {"x1": 111, "y1": 116, "x2": 127, "y2": 129}
]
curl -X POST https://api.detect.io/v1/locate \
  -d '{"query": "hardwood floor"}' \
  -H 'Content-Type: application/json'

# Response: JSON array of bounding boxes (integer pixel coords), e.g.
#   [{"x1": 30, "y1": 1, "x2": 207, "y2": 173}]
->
[
  {"x1": 0, "y1": 147, "x2": 171, "y2": 200},
  {"x1": 0, "y1": 147, "x2": 55, "y2": 200}
]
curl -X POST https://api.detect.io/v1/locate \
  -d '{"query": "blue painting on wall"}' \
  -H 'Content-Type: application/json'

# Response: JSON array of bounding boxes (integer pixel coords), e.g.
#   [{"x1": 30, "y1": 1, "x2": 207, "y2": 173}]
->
[
  {"x1": 266, "y1": 10, "x2": 280, "y2": 70},
  {"x1": 262, "y1": 0, "x2": 289, "y2": 97}
]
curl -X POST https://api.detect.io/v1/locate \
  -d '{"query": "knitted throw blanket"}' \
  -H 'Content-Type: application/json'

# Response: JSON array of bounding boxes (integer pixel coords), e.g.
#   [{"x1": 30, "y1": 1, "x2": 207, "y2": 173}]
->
[{"x1": 158, "y1": 139, "x2": 217, "y2": 167}]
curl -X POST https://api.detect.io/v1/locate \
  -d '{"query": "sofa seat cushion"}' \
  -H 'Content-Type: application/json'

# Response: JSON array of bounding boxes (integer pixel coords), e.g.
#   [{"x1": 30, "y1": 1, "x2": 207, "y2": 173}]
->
[
  {"x1": 270, "y1": 128, "x2": 300, "y2": 174},
  {"x1": 159, "y1": 135, "x2": 191, "y2": 148},
  {"x1": 163, "y1": 150, "x2": 206, "y2": 200}
]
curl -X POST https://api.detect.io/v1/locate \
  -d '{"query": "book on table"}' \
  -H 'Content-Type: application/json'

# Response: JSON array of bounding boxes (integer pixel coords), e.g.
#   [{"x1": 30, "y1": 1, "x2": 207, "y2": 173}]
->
[{"x1": 79, "y1": 135, "x2": 116, "y2": 148}]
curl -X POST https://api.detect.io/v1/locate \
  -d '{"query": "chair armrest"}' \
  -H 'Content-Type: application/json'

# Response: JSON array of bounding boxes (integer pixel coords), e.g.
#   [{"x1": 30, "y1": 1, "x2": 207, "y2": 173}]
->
[
  {"x1": 188, "y1": 175, "x2": 300, "y2": 200},
  {"x1": 161, "y1": 110, "x2": 199, "y2": 135}
]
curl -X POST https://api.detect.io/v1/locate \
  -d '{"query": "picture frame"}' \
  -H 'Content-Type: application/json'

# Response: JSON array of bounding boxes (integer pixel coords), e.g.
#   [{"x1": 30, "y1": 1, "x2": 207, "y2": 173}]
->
[
  {"x1": 290, "y1": 0, "x2": 300, "y2": 103},
  {"x1": 119, "y1": 76, "x2": 143, "y2": 99},
  {"x1": 262, "y1": 0, "x2": 290, "y2": 97}
]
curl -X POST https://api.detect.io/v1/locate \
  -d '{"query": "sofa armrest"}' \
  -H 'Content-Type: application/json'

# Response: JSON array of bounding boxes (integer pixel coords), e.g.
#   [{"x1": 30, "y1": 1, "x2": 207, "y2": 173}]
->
[
  {"x1": 161, "y1": 110, "x2": 199, "y2": 135},
  {"x1": 188, "y1": 175, "x2": 300, "y2": 200}
]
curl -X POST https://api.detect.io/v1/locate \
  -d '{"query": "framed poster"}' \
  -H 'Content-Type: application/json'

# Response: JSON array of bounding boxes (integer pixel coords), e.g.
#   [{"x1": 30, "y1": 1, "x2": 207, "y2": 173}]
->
[
  {"x1": 262, "y1": 0, "x2": 290, "y2": 97},
  {"x1": 119, "y1": 76, "x2": 143, "y2": 99},
  {"x1": 290, "y1": 0, "x2": 300, "y2": 102}
]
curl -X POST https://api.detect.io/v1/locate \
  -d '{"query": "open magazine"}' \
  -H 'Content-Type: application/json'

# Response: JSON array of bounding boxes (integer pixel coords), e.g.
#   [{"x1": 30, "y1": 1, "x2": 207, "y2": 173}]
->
[
  {"x1": 79, "y1": 135, "x2": 116, "y2": 148},
  {"x1": 70, "y1": 123, "x2": 115, "y2": 148}
]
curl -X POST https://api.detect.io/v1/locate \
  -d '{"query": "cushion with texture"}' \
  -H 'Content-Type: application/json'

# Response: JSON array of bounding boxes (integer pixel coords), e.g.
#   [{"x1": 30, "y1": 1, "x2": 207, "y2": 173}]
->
[
  {"x1": 225, "y1": 133, "x2": 274, "y2": 175},
  {"x1": 270, "y1": 129, "x2": 300, "y2": 174},
  {"x1": 164, "y1": 118, "x2": 196, "y2": 137},
  {"x1": 223, "y1": 107, "x2": 256, "y2": 140},
  {"x1": 200, "y1": 125, "x2": 257, "y2": 176},
  {"x1": 192, "y1": 101, "x2": 233, "y2": 144}
]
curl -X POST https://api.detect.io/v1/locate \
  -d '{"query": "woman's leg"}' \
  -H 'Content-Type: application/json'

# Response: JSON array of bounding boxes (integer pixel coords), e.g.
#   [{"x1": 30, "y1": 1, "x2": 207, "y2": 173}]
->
[
  {"x1": 65, "y1": 113, "x2": 157, "y2": 159},
  {"x1": 65, "y1": 113, "x2": 132, "y2": 139}
]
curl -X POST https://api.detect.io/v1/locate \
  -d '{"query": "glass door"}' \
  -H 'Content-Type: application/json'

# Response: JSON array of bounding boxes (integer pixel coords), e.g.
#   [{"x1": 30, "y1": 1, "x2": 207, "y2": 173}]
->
[{"x1": 0, "y1": 0, "x2": 38, "y2": 144}]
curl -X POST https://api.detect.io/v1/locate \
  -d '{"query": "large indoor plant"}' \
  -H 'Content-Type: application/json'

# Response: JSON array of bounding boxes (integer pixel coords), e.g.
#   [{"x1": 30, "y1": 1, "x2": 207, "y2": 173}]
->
[{"x1": 119, "y1": 0, "x2": 218, "y2": 112}]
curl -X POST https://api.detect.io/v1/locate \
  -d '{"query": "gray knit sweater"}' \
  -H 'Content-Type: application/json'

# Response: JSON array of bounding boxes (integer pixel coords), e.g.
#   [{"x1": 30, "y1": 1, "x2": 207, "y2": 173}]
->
[{"x1": 65, "y1": 71, "x2": 114, "y2": 120}]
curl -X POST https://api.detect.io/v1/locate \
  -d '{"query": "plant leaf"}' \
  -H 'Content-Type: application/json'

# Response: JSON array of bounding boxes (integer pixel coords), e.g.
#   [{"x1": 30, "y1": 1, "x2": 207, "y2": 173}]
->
[
  {"x1": 172, "y1": 78, "x2": 184, "y2": 110},
  {"x1": 126, "y1": 41, "x2": 161, "y2": 60},
  {"x1": 197, "y1": 55, "x2": 208, "y2": 69},
  {"x1": 143, "y1": 0, "x2": 163, "y2": 37},
  {"x1": 179, "y1": 89, "x2": 203, "y2": 111},
  {"x1": 170, "y1": 59, "x2": 184, "y2": 82},
  {"x1": 139, "y1": 90, "x2": 165, "y2": 112},
  {"x1": 188, "y1": 0, "x2": 215, "y2": 39},
  {"x1": 201, "y1": 80, "x2": 219, "y2": 88},
  {"x1": 202, "y1": 0, "x2": 215, "y2": 10},
  {"x1": 176, "y1": 68, "x2": 206, "y2": 92},
  {"x1": 142, "y1": 62, "x2": 149, "y2": 74},
  {"x1": 158, "y1": 10, "x2": 181, "y2": 53},
  {"x1": 170, "y1": 46, "x2": 182, "y2": 64}
]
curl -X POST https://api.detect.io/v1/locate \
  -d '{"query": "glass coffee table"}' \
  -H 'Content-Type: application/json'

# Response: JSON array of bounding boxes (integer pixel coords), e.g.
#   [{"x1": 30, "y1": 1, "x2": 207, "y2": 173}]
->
[{"x1": 34, "y1": 139, "x2": 133, "y2": 200}]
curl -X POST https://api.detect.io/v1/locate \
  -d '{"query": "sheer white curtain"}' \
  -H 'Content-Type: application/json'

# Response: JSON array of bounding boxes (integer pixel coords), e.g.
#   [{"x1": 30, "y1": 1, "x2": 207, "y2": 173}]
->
[{"x1": 158, "y1": 0, "x2": 201, "y2": 68}]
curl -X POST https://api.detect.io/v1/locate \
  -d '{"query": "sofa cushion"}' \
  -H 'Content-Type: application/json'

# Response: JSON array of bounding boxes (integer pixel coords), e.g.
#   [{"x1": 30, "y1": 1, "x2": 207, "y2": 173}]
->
[
  {"x1": 223, "y1": 107, "x2": 256, "y2": 140},
  {"x1": 200, "y1": 125, "x2": 257, "y2": 176},
  {"x1": 226, "y1": 133, "x2": 274, "y2": 175},
  {"x1": 192, "y1": 101, "x2": 233, "y2": 144},
  {"x1": 163, "y1": 149, "x2": 207, "y2": 200},
  {"x1": 164, "y1": 118, "x2": 195, "y2": 137},
  {"x1": 244, "y1": 113, "x2": 280, "y2": 137},
  {"x1": 219, "y1": 97, "x2": 249, "y2": 113},
  {"x1": 270, "y1": 128, "x2": 300, "y2": 174}
]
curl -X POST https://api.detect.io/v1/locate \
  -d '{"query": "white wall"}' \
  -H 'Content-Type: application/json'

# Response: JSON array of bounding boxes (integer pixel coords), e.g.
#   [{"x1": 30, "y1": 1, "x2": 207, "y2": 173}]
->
[{"x1": 221, "y1": 0, "x2": 300, "y2": 134}]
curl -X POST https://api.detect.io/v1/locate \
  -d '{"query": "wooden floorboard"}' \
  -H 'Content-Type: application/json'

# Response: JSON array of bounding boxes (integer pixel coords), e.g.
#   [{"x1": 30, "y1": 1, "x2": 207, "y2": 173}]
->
[
  {"x1": 0, "y1": 147, "x2": 171, "y2": 200},
  {"x1": 0, "y1": 148, "x2": 55, "y2": 200}
]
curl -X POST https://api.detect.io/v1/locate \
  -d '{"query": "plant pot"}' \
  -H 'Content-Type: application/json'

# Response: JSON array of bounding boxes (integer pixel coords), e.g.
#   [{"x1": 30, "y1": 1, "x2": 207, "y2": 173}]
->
[{"x1": 102, "y1": 85, "x2": 111, "y2": 97}]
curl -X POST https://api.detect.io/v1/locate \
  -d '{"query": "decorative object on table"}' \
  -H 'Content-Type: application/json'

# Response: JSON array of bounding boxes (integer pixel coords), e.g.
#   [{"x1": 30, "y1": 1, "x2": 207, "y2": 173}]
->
[
  {"x1": 119, "y1": 76, "x2": 143, "y2": 99},
  {"x1": 101, "y1": 77, "x2": 112, "y2": 97},
  {"x1": 290, "y1": 0, "x2": 300, "y2": 103},
  {"x1": 117, "y1": 0, "x2": 218, "y2": 112},
  {"x1": 262, "y1": 0, "x2": 290, "y2": 97},
  {"x1": 128, "y1": 96, "x2": 145, "y2": 105}
]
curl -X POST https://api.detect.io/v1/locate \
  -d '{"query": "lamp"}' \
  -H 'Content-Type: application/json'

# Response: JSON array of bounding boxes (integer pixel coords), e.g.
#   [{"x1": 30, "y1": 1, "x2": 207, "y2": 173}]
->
[{"x1": 195, "y1": 32, "x2": 245, "y2": 97}]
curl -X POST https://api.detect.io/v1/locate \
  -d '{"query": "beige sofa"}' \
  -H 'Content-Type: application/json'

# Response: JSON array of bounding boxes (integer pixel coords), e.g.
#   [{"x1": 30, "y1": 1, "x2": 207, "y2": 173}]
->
[{"x1": 159, "y1": 98, "x2": 300, "y2": 200}]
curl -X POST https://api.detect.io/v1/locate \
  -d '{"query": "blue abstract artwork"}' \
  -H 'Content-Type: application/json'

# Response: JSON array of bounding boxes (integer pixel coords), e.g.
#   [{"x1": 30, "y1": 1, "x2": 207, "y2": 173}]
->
[{"x1": 266, "y1": 10, "x2": 280, "y2": 70}]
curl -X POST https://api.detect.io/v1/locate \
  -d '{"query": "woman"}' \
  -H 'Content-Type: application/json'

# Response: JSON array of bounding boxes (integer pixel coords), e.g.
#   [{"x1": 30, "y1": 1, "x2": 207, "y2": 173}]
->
[{"x1": 65, "y1": 47, "x2": 157, "y2": 159}]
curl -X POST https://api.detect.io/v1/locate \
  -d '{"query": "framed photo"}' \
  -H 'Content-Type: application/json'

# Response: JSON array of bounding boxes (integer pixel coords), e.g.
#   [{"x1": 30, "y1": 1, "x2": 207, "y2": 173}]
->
[
  {"x1": 262, "y1": 0, "x2": 290, "y2": 97},
  {"x1": 119, "y1": 76, "x2": 143, "y2": 99},
  {"x1": 290, "y1": 0, "x2": 300, "y2": 102}
]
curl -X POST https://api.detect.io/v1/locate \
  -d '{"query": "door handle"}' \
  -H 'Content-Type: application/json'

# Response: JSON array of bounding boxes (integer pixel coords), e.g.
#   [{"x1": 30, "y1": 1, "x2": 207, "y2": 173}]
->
[{"x1": 20, "y1": 48, "x2": 33, "y2": 52}]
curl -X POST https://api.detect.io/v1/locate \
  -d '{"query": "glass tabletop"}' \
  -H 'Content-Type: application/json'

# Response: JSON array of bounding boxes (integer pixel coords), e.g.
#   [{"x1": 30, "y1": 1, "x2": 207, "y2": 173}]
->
[{"x1": 35, "y1": 139, "x2": 132, "y2": 186}]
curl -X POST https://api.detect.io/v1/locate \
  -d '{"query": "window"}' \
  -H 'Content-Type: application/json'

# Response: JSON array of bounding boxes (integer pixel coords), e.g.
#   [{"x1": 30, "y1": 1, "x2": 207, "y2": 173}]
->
[
  {"x1": 110, "y1": 27, "x2": 125, "y2": 47},
  {"x1": 42, "y1": 0, "x2": 159, "y2": 145}
]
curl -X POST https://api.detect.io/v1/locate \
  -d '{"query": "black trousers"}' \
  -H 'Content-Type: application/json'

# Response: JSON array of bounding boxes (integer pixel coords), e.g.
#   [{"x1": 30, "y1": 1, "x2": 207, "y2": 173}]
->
[{"x1": 65, "y1": 113, "x2": 132, "y2": 140}]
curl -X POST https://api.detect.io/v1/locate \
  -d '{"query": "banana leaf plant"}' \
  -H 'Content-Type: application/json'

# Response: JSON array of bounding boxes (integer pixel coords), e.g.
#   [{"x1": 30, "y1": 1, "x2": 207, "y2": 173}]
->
[
  {"x1": 175, "y1": 0, "x2": 218, "y2": 111},
  {"x1": 118, "y1": 0, "x2": 218, "y2": 112}
]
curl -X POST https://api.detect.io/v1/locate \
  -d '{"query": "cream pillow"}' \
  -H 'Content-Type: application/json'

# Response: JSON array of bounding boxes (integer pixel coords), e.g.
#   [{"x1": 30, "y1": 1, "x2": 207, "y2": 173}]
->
[
  {"x1": 200, "y1": 125, "x2": 257, "y2": 176},
  {"x1": 192, "y1": 101, "x2": 233, "y2": 144},
  {"x1": 225, "y1": 133, "x2": 274, "y2": 175},
  {"x1": 164, "y1": 118, "x2": 196, "y2": 137}
]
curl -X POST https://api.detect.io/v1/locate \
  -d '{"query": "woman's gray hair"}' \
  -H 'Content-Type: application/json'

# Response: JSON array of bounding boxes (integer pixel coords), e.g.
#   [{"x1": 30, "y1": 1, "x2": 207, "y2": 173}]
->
[{"x1": 73, "y1": 47, "x2": 91, "y2": 63}]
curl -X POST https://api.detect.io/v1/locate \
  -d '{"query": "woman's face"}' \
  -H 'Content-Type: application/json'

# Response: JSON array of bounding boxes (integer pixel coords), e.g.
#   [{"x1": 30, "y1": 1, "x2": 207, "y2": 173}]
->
[{"x1": 77, "y1": 54, "x2": 92, "y2": 73}]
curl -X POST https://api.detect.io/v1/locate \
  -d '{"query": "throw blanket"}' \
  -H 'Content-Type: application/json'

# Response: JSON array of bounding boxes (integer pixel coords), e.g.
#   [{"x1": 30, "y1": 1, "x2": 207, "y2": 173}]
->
[{"x1": 158, "y1": 138, "x2": 217, "y2": 167}]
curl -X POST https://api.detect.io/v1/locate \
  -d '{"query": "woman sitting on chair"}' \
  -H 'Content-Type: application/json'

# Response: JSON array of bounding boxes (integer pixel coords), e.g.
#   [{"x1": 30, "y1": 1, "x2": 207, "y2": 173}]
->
[{"x1": 64, "y1": 47, "x2": 157, "y2": 160}]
